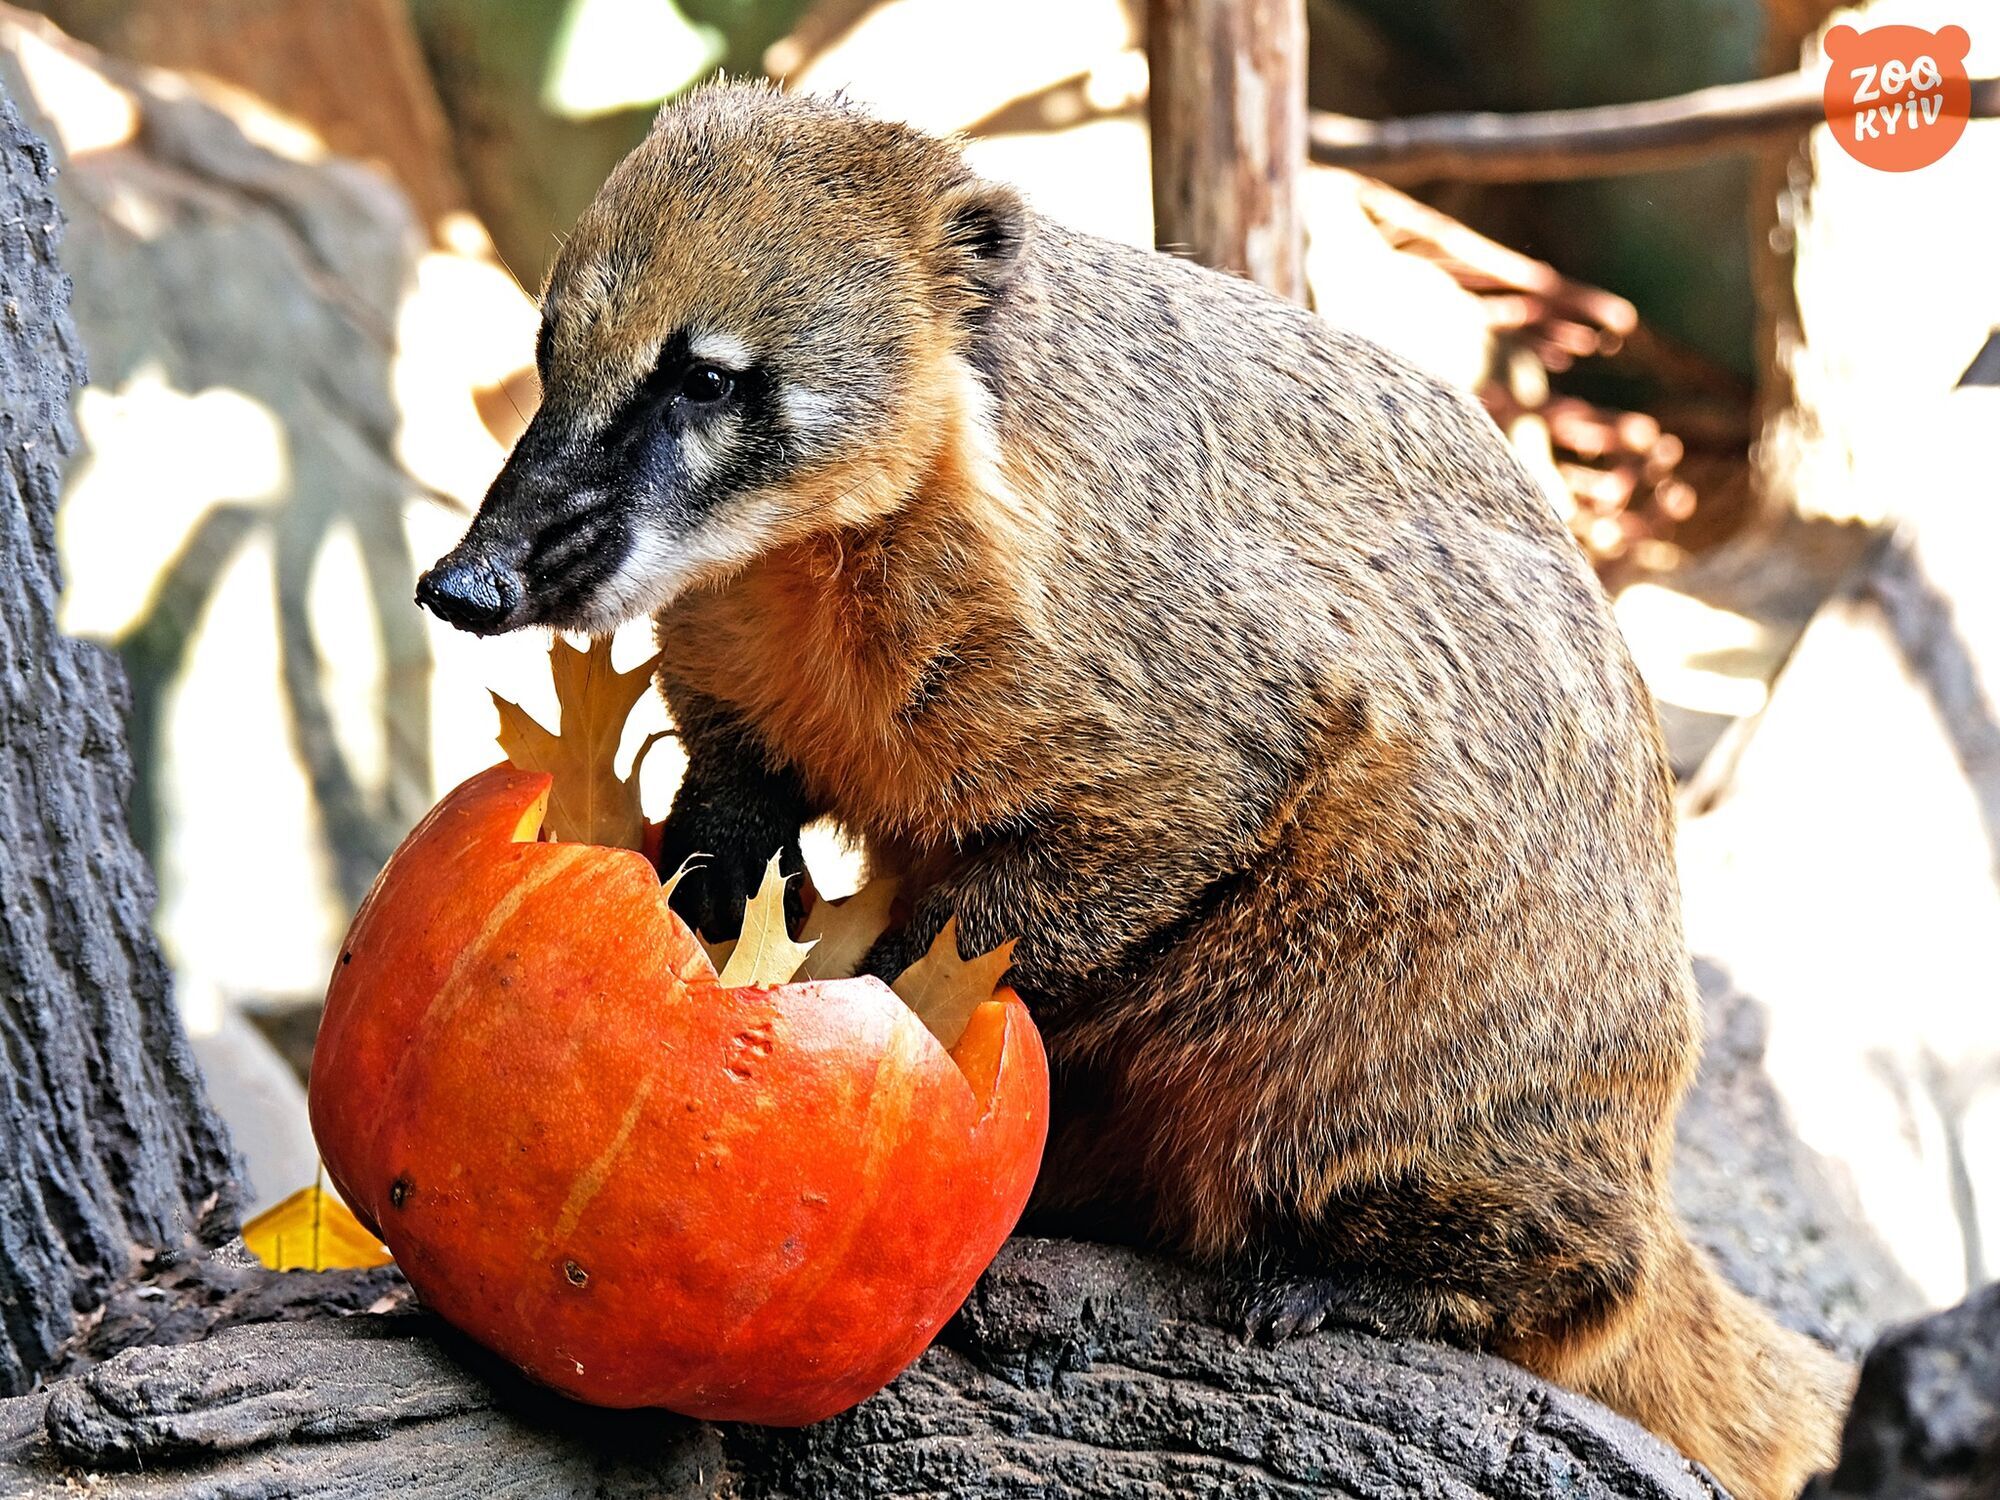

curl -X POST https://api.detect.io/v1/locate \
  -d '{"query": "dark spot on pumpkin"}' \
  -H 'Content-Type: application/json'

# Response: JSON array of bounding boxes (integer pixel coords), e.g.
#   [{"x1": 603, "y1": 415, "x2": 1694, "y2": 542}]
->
[
  {"x1": 389, "y1": 1174, "x2": 413, "y2": 1209},
  {"x1": 564, "y1": 1259, "x2": 589, "y2": 1287},
  {"x1": 340, "y1": 951, "x2": 352, "y2": 965}
]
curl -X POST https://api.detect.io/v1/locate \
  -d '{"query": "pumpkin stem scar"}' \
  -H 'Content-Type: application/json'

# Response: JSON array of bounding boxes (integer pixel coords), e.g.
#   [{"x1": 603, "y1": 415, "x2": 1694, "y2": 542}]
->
[{"x1": 552, "y1": 1070, "x2": 660, "y2": 1241}]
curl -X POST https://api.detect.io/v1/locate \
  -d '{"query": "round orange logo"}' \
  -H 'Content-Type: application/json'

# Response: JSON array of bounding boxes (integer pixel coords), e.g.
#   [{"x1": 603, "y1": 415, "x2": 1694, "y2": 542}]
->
[{"x1": 1822, "y1": 23, "x2": 1972, "y2": 171}]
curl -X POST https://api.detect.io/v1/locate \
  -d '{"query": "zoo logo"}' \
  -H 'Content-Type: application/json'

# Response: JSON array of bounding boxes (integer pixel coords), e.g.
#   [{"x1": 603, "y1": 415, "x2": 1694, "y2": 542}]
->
[{"x1": 1822, "y1": 23, "x2": 1972, "y2": 171}]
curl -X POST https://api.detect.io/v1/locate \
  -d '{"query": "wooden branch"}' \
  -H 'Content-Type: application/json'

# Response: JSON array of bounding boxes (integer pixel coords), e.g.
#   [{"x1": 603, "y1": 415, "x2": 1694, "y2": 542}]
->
[
  {"x1": 0, "y1": 1239, "x2": 1728, "y2": 1500},
  {"x1": 1347, "y1": 175, "x2": 1638, "y2": 335},
  {"x1": 1311, "y1": 71, "x2": 2000, "y2": 183},
  {"x1": 1147, "y1": 0, "x2": 1309, "y2": 301},
  {"x1": 761, "y1": 0, "x2": 878, "y2": 79}
]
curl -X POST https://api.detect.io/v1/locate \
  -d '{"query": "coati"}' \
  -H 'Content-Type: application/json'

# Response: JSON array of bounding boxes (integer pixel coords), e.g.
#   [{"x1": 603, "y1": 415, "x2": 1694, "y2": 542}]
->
[{"x1": 417, "y1": 82, "x2": 1851, "y2": 1499}]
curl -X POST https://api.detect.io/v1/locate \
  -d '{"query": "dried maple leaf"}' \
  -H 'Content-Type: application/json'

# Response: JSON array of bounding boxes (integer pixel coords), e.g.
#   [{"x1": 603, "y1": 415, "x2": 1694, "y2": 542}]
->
[
  {"x1": 890, "y1": 917, "x2": 1017, "y2": 1051},
  {"x1": 493, "y1": 636, "x2": 664, "y2": 850},
  {"x1": 243, "y1": 1181, "x2": 391, "y2": 1271},
  {"x1": 717, "y1": 854, "x2": 817, "y2": 987},
  {"x1": 677, "y1": 854, "x2": 1013, "y2": 1048},
  {"x1": 795, "y1": 877, "x2": 901, "y2": 981}
]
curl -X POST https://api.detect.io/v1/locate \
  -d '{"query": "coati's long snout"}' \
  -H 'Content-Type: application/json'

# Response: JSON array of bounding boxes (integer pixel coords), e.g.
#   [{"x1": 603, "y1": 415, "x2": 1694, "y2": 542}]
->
[
  {"x1": 420, "y1": 91, "x2": 1027, "y2": 643},
  {"x1": 417, "y1": 410, "x2": 628, "y2": 637}
]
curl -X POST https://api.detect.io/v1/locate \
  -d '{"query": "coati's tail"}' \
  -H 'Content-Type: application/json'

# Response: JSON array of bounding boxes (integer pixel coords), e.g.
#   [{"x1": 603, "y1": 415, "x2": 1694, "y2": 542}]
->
[{"x1": 1568, "y1": 1232, "x2": 1853, "y2": 1500}]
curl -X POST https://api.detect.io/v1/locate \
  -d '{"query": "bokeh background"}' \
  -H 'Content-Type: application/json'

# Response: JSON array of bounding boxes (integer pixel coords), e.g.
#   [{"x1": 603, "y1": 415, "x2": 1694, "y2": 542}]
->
[{"x1": 1, "y1": 0, "x2": 1994, "y2": 1350}]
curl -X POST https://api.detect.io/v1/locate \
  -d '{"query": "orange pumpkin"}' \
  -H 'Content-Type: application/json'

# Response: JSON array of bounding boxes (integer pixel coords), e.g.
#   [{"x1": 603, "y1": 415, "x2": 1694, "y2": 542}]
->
[{"x1": 308, "y1": 763, "x2": 1047, "y2": 1425}]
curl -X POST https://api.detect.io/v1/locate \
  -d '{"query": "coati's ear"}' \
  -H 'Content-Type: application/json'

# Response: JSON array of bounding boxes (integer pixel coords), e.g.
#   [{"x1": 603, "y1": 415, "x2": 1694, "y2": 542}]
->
[{"x1": 932, "y1": 179, "x2": 1028, "y2": 317}]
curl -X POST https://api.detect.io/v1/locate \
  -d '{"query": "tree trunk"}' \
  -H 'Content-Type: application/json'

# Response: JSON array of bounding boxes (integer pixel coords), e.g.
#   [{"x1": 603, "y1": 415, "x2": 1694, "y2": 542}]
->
[
  {"x1": 1747, "y1": 0, "x2": 1844, "y2": 528},
  {"x1": 1147, "y1": 0, "x2": 1309, "y2": 302},
  {"x1": 0, "y1": 1240, "x2": 1731, "y2": 1500},
  {"x1": 0, "y1": 88, "x2": 242, "y2": 1398}
]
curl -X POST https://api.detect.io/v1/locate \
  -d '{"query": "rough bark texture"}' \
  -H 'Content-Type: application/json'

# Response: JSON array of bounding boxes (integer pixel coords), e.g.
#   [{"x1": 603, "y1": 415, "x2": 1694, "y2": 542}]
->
[
  {"x1": 0, "y1": 86, "x2": 240, "y2": 1398},
  {"x1": 0, "y1": 1239, "x2": 1728, "y2": 1500},
  {"x1": 1147, "y1": 0, "x2": 1308, "y2": 302}
]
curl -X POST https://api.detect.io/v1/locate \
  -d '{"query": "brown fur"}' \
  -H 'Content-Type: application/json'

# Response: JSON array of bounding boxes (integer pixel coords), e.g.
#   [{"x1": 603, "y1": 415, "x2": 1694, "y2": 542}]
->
[{"x1": 444, "y1": 83, "x2": 1853, "y2": 1498}]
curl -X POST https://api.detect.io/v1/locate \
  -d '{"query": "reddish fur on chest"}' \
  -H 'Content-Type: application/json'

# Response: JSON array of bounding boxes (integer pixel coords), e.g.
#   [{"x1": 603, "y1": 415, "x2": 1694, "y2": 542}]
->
[{"x1": 657, "y1": 433, "x2": 1043, "y2": 843}]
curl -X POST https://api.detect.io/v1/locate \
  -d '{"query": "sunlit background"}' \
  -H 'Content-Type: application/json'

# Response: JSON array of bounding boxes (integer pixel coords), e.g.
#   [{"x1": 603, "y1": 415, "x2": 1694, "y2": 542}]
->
[{"x1": 1, "y1": 0, "x2": 1994, "y2": 1340}]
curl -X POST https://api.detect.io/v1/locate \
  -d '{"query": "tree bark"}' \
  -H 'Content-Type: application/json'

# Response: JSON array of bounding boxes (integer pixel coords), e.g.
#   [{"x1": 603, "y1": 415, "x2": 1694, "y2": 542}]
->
[
  {"x1": 1147, "y1": 0, "x2": 1309, "y2": 303},
  {"x1": 0, "y1": 88, "x2": 242, "y2": 1396}
]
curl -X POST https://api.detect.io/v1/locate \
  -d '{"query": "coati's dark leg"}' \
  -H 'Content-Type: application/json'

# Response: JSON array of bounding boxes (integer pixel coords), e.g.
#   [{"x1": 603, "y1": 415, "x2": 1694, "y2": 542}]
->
[{"x1": 655, "y1": 686, "x2": 816, "y2": 940}]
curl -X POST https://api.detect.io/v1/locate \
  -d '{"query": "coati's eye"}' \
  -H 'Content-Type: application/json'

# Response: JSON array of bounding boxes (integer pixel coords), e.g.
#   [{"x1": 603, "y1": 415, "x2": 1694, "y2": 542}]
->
[{"x1": 679, "y1": 365, "x2": 733, "y2": 405}]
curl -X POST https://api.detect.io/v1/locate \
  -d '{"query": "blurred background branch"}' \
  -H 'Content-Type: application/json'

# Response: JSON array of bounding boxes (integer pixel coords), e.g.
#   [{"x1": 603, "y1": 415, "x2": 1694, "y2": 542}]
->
[{"x1": 1311, "y1": 68, "x2": 2000, "y2": 182}]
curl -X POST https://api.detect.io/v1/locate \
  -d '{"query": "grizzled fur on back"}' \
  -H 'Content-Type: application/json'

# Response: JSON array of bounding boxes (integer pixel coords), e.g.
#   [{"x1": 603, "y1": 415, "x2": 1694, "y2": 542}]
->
[{"x1": 432, "y1": 83, "x2": 1852, "y2": 1500}]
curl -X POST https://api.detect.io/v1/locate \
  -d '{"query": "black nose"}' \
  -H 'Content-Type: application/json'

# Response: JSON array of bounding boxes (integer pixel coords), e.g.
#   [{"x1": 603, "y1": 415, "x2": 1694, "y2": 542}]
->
[{"x1": 416, "y1": 558, "x2": 521, "y2": 634}]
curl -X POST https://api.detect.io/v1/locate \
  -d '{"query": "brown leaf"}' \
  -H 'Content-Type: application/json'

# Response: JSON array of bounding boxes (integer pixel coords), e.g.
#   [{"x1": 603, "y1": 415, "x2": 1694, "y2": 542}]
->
[
  {"x1": 891, "y1": 917, "x2": 1016, "y2": 1051},
  {"x1": 795, "y1": 877, "x2": 901, "y2": 981},
  {"x1": 493, "y1": 636, "x2": 663, "y2": 850},
  {"x1": 717, "y1": 853, "x2": 817, "y2": 987},
  {"x1": 243, "y1": 1183, "x2": 391, "y2": 1272}
]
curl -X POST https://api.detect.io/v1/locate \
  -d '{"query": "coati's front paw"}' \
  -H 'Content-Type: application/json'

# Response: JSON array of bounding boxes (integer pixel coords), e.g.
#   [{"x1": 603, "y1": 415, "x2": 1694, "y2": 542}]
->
[
  {"x1": 1238, "y1": 1276, "x2": 1393, "y2": 1345},
  {"x1": 1237, "y1": 1271, "x2": 1489, "y2": 1348},
  {"x1": 657, "y1": 832, "x2": 805, "y2": 942}
]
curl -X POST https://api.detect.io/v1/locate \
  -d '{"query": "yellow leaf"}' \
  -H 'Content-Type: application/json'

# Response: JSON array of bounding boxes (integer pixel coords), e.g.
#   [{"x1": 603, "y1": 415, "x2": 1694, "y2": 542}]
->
[
  {"x1": 700, "y1": 935, "x2": 738, "y2": 971},
  {"x1": 716, "y1": 853, "x2": 817, "y2": 987},
  {"x1": 891, "y1": 917, "x2": 1016, "y2": 1051},
  {"x1": 493, "y1": 635, "x2": 663, "y2": 850},
  {"x1": 795, "y1": 877, "x2": 901, "y2": 981},
  {"x1": 243, "y1": 1183, "x2": 391, "y2": 1272}
]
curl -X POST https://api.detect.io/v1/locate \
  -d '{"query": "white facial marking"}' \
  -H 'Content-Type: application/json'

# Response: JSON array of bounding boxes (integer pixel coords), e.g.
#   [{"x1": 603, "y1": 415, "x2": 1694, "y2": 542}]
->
[
  {"x1": 687, "y1": 330, "x2": 753, "y2": 369},
  {"x1": 779, "y1": 384, "x2": 838, "y2": 436},
  {"x1": 678, "y1": 421, "x2": 725, "y2": 484},
  {"x1": 571, "y1": 502, "x2": 782, "y2": 632}
]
